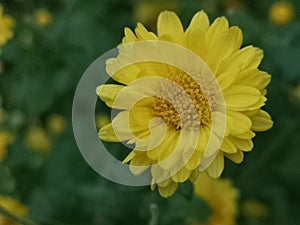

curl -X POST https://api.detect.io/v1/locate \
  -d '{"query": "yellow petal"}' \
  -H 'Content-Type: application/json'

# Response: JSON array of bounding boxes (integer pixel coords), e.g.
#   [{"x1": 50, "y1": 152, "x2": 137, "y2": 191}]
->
[
  {"x1": 130, "y1": 151, "x2": 152, "y2": 166},
  {"x1": 100, "y1": 81, "x2": 158, "y2": 110},
  {"x1": 100, "y1": 109, "x2": 153, "y2": 142},
  {"x1": 157, "y1": 11, "x2": 184, "y2": 44},
  {"x1": 122, "y1": 27, "x2": 137, "y2": 44},
  {"x1": 184, "y1": 11, "x2": 209, "y2": 57},
  {"x1": 217, "y1": 69, "x2": 239, "y2": 91},
  {"x1": 206, "y1": 151, "x2": 224, "y2": 178},
  {"x1": 186, "y1": 10, "x2": 210, "y2": 34},
  {"x1": 251, "y1": 110, "x2": 273, "y2": 131},
  {"x1": 211, "y1": 111, "x2": 227, "y2": 138},
  {"x1": 134, "y1": 120, "x2": 167, "y2": 151},
  {"x1": 129, "y1": 105, "x2": 157, "y2": 138},
  {"x1": 243, "y1": 110, "x2": 260, "y2": 117},
  {"x1": 158, "y1": 181, "x2": 178, "y2": 198},
  {"x1": 107, "y1": 46, "x2": 179, "y2": 85},
  {"x1": 234, "y1": 69, "x2": 271, "y2": 92},
  {"x1": 151, "y1": 164, "x2": 164, "y2": 179},
  {"x1": 229, "y1": 136, "x2": 253, "y2": 152},
  {"x1": 96, "y1": 84, "x2": 124, "y2": 108},
  {"x1": 221, "y1": 137, "x2": 238, "y2": 153},
  {"x1": 135, "y1": 23, "x2": 158, "y2": 40},
  {"x1": 146, "y1": 129, "x2": 178, "y2": 161},
  {"x1": 224, "y1": 151, "x2": 244, "y2": 164},
  {"x1": 203, "y1": 126, "x2": 221, "y2": 158},
  {"x1": 185, "y1": 149, "x2": 203, "y2": 171},
  {"x1": 129, "y1": 164, "x2": 151, "y2": 174},
  {"x1": 157, "y1": 178, "x2": 173, "y2": 187},
  {"x1": 157, "y1": 129, "x2": 179, "y2": 162},
  {"x1": 217, "y1": 46, "x2": 263, "y2": 75},
  {"x1": 151, "y1": 165, "x2": 170, "y2": 184},
  {"x1": 189, "y1": 169, "x2": 199, "y2": 182},
  {"x1": 171, "y1": 167, "x2": 192, "y2": 183},
  {"x1": 161, "y1": 129, "x2": 200, "y2": 173},
  {"x1": 258, "y1": 72, "x2": 271, "y2": 92},
  {"x1": 129, "y1": 151, "x2": 151, "y2": 175},
  {"x1": 235, "y1": 130, "x2": 256, "y2": 139},
  {"x1": 181, "y1": 128, "x2": 201, "y2": 163},
  {"x1": 151, "y1": 183, "x2": 156, "y2": 191},
  {"x1": 123, "y1": 151, "x2": 135, "y2": 163},
  {"x1": 224, "y1": 86, "x2": 263, "y2": 110},
  {"x1": 106, "y1": 58, "x2": 141, "y2": 85},
  {"x1": 204, "y1": 18, "x2": 243, "y2": 72},
  {"x1": 98, "y1": 123, "x2": 119, "y2": 142},
  {"x1": 227, "y1": 111, "x2": 252, "y2": 135}
]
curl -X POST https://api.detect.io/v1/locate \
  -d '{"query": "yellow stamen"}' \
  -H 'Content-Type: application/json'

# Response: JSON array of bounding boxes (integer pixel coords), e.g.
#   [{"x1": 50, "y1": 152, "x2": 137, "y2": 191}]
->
[{"x1": 152, "y1": 71, "x2": 213, "y2": 129}]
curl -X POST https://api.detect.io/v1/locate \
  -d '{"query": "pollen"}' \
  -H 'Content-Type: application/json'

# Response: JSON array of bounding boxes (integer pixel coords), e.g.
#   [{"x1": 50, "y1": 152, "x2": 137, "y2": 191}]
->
[{"x1": 152, "y1": 71, "x2": 214, "y2": 130}]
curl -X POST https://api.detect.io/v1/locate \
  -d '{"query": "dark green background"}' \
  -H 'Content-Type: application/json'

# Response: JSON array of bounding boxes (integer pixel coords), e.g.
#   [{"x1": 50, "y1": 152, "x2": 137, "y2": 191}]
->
[{"x1": 0, "y1": 0, "x2": 299, "y2": 224}]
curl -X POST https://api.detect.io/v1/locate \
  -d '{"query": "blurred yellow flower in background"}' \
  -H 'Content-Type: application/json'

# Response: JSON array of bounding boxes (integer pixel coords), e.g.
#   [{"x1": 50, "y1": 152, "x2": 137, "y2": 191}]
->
[
  {"x1": 288, "y1": 83, "x2": 300, "y2": 104},
  {"x1": 47, "y1": 114, "x2": 66, "y2": 135},
  {"x1": 98, "y1": 10, "x2": 273, "y2": 197},
  {"x1": 34, "y1": 9, "x2": 52, "y2": 27},
  {"x1": 0, "y1": 131, "x2": 14, "y2": 160},
  {"x1": 241, "y1": 199, "x2": 268, "y2": 219},
  {"x1": 25, "y1": 126, "x2": 51, "y2": 153},
  {"x1": 0, "y1": 196, "x2": 28, "y2": 225},
  {"x1": 134, "y1": 0, "x2": 175, "y2": 29},
  {"x1": 292, "y1": 83, "x2": 300, "y2": 99},
  {"x1": 269, "y1": 1, "x2": 294, "y2": 26},
  {"x1": 0, "y1": 5, "x2": 14, "y2": 48},
  {"x1": 221, "y1": 0, "x2": 243, "y2": 14},
  {"x1": 194, "y1": 173, "x2": 239, "y2": 225}
]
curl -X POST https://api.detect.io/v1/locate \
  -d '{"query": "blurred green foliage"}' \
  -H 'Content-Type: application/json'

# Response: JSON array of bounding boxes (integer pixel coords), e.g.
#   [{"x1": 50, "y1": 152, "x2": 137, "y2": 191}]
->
[{"x1": 0, "y1": 0, "x2": 299, "y2": 225}]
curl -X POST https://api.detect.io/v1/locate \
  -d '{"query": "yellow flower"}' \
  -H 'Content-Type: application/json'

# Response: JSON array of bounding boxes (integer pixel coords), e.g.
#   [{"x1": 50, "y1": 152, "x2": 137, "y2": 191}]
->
[
  {"x1": 193, "y1": 173, "x2": 239, "y2": 225},
  {"x1": 221, "y1": 0, "x2": 243, "y2": 14},
  {"x1": 241, "y1": 199, "x2": 268, "y2": 219},
  {"x1": 97, "y1": 11, "x2": 273, "y2": 197},
  {"x1": 269, "y1": 1, "x2": 294, "y2": 26},
  {"x1": 134, "y1": 0, "x2": 175, "y2": 29},
  {"x1": 25, "y1": 126, "x2": 51, "y2": 153},
  {"x1": 34, "y1": 9, "x2": 52, "y2": 27},
  {"x1": 0, "y1": 5, "x2": 15, "y2": 47},
  {"x1": 0, "y1": 196, "x2": 28, "y2": 225},
  {"x1": 47, "y1": 114, "x2": 66, "y2": 135},
  {"x1": 0, "y1": 131, "x2": 14, "y2": 160},
  {"x1": 292, "y1": 83, "x2": 300, "y2": 99},
  {"x1": 96, "y1": 114, "x2": 110, "y2": 130}
]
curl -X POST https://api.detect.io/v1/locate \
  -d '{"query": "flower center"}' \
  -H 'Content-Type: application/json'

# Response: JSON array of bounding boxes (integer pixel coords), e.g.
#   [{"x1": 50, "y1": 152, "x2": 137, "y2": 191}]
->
[{"x1": 152, "y1": 71, "x2": 214, "y2": 130}]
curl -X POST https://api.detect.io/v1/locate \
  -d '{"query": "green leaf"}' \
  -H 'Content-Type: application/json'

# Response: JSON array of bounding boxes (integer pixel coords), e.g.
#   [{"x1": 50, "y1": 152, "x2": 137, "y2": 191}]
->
[
  {"x1": 178, "y1": 180, "x2": 194, "y2": 201},
  {"x1": 159, "y1": 192, "x2": 211, "y2": 225}
]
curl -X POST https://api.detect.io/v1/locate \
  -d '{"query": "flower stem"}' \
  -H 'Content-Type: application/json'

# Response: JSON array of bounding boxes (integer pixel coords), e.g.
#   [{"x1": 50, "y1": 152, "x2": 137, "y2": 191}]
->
[
  {"x1": 0, "y1": 204, "x2": 38, "y2": 225},
  {"x1": 149, "y1": 203, "x2": 159, "y2": 225}
]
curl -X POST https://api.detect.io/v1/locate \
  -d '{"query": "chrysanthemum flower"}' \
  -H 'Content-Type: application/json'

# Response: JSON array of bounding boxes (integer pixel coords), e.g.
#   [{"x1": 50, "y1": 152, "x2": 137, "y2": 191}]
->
[
  {"x1": 34, "y1": 9, "x2": 52, "y2": 27},
  {"x1": 97, "y1": 10, "x2": 273, "y2": 197},
  {"x1": 25, "y1": 126, "x2": 51, "y2": 153},
  {"x1": 0, "y1": 196, "x2": 28, "y2": 225},
  {"x1": 0, "y1": 5, "x2": 14, "y2": 48},
  {"x1": 241, "y1": 199, "x2": 268, "y2": 219},
  {"x1": 269, "y1": 1, "x2": 294, "y2": 26},
  {"x1": 47, "y1": 114, "x2": 66, "y2": 135},
  {"x1": 193, "y1": 173, "x2": 239, "y2": 225},
  {"x1": 0, "y1": 131, "x2": 14, "y2": 160}
]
